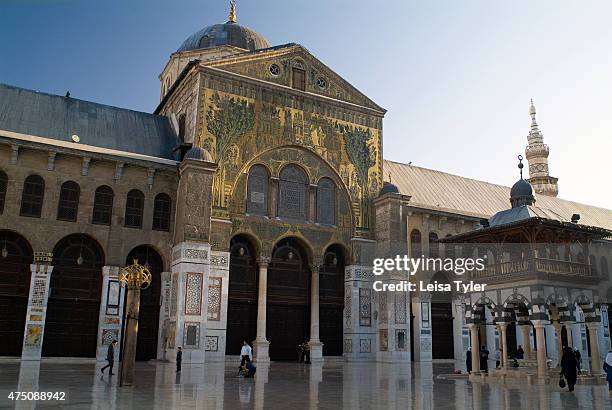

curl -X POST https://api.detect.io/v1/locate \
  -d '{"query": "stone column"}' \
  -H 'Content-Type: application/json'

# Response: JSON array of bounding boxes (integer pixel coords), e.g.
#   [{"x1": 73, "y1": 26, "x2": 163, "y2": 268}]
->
[
  {"x1": 309, "y1": 263, "x2": 323, "y2": 362},
  {"x1": 468, "y1": 324, "x2": 480, "y2": 375},
  {"x1": 21, "y1": 253, "x2": 53, "y2": 361},
  {"x1": 520, "y1": 324, "x2": 533, "y2": 356},
  {"x1": 254, "y1": 258, "x2": 270, "y2": 362},
  {"x1": 96, "y1": 266, "x2": 125, "y2": 362},
  {"x1": 533, "y1": 321, "x2": 547, "y2": 378},
  {"x1": 552, "y1": 322, "x2": 563, "y2": 367},
  {"x1": 565, "y1": 323, "x2": 574, "y2": 348},
  {"x1": 586, "y1": 323, "x2": 602, "y2": 374},
  {"x1": 498, "y1": 323, "x2": 508, "y2": 370}
]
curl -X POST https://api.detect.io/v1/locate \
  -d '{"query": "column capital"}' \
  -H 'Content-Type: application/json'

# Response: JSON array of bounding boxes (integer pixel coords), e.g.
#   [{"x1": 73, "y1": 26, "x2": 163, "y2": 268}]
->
[
  {"x1": 496, "y1": 322, "x2": 508, "y2": 330},
  {"x1": 467, "y1": 323, "x2": 479, "y2": 330},
  {"x1": 531, "y1": 320, "x2": 548, "y2": 328},
  {"x1": 257, "y1": 257, "x2": 271, "y2": 267}
]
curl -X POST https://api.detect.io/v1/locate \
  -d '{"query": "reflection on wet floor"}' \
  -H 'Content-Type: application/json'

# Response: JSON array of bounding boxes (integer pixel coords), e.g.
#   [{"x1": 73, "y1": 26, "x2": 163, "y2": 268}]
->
[{"x1": 0, "y1": 359, "x2": 609, "y2": 409}]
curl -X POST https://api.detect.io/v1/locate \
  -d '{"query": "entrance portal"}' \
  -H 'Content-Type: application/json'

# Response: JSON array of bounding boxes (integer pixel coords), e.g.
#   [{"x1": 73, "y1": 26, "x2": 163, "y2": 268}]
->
[
  {"x1": 267, "y1": 238, "x2": 310, "y2": 361},
  {"x1": 43, "y1": 234, "x2": 104, "y2": 357},
  {"x1": 125, "y1": 245, "x2": 162, "y2": 361},
  {"x1": 431, "y1": 272, "x2": 454, "y2": 359},
  {"x1": 226, "y1": 235, "x2": 258, "y2": 355},
  {"x1": 319, "y1": 245, "x2": 344, "y2": 356},
  {"x1": 0, "y1": 231, "x2": 33, "y2": 356}
]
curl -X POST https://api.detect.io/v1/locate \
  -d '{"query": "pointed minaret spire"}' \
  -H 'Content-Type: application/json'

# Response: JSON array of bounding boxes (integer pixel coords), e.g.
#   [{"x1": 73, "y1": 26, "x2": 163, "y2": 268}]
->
[
  {"x1": 524, "y1": 99, "x2": 558, "y2": 197},
  {"x1": 227, "y1": 0, "x2": 237, "y2": 24}
]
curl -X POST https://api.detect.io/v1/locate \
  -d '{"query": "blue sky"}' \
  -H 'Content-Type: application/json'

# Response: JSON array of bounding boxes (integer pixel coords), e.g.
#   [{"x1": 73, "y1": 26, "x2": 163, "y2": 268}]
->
[{"x1": 1, "y1": 0, "x2": 611, "y2": 208}]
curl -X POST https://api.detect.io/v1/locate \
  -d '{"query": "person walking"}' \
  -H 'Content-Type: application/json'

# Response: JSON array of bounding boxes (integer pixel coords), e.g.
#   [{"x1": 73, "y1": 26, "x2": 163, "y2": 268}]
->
[
  {"x1": 574, "y1": 348, "x2": 582, "y2": 373},
  {"x1": 466, "y1": 348, "x2": 472, "y2": 374},
  {"x1": 480, "y1": 346, "x2": 489, "y2": 373},
  {"x1": 101, "y1": 339, "x2": 117, "y2": 375},
  {"x1": 176, "y1": 347, "x2": 182, "y2": 373},
  {"x1": 603, "y1": 350, "x2": 612, "y2": 397},
  {"x1": 560, "y1": 347, "x2": 578, "y2": 392},
  {"x1": 495, "y1": 349, "x2": 501, "y2": 369}
]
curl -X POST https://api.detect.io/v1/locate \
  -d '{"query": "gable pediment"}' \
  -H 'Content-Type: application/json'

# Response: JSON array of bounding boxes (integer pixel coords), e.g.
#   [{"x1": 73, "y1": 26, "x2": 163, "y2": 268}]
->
[{"x1": 202, "y1": 44, "x2": 385, "y2": 113}]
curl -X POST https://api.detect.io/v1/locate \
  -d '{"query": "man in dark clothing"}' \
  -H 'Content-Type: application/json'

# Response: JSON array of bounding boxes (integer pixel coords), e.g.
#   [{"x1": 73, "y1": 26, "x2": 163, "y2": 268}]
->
[
  {"x1": 176, "y1": 347, "x2": 182, "y2": 372},
  {"x1": 480, "y1": 346, "x2": 489, "y2": 372},
  {"x1": 466, "y1": 349, "x2": 472, "y2": 374},
  {"x1": 101, "y1": 339, "x2": 117, "y2": 375},
  {"x1": 244, "y1": 361, "x2": 256, "y2": 378},
  {"x1": 516, "y1": 345, "x2": 525, "y2": 359},
  {"x1": 560, "y1": 347, "x2": 578, "y2": 392}
]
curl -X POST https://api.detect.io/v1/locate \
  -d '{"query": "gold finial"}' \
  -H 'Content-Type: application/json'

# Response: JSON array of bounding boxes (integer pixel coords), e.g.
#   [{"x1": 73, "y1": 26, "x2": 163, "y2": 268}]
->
[{"x1": 228, "y1": 0, "x2": 237, "y2": 23}]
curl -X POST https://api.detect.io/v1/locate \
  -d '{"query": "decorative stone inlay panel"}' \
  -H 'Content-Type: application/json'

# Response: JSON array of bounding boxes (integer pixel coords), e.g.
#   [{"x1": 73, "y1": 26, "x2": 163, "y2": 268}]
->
[
  {"x1": 172, "y1": 248, "x2": 181, "y2": 262},
  {"x1": 345, "y1": 267, "x2": 374, "y2": 281},
  {"x1": 31, "y1": 277, "x2": 47, "y2": 307},
  {"x1": 185, "y1": 273, "x2": 203, "y2": 315},
  {"x1": 183, "y1": 322, "x2": 200, "y2": 349},
  {"x1": 207, "y1": 277, "x2": 222, "y2": 321},
  {"x1": 343, "y1": 339, "x2": 352, "y2": 353},
  {"x1": 359, "y1": 288, "x2": 372, "y2": 327},
  {"x1": 184, "y1": 249, "x2": 208, "y2": 261},
  {"x1": 25, "y1": 324, "x2": 43, "y2": 346},
  {"x1": 205, "y1": 336, "x2": 219, "y2": 352},
  {"x1": 164, "y1": 279, "x2": 171, "y2": 315},
  {"x1": 344, "y1": 286, "x2": 352, "y2": 328},
  {"x1": 359, "y1": 339, "x2": 371, "y2": 353},
  {"x1": 170, "y1": 274, "x2": 179, "y2": 317},
  {"x1": 102, "y1": 329, "x2": 119, "y2": 345},
  {"x1": 396, "y1": 329, "x2": 407, "y2": 351},
  {"x1": 420, "y1": 338, "x2": 432, "y2": 352},
  {"x1": 395, "y1": 292, "x2": 407, "y2": 324},
  {"x1": 210, "y1": 253, "x2": 229, "y2": 269},
  {"x1": 379, "y1": 291, "x2": 388, "y2": 324}
]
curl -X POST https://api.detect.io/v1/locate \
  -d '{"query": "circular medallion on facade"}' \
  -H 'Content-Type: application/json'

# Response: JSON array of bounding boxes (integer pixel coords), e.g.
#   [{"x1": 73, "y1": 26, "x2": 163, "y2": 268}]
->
[
  {"x1": 269, "y1": 63, "x2": 280, "y2": 76},
  {"x1": 71, "y1": 134, "x2": 80, "y2": 143},
  {"x1": 316, "y1": 77, "x2": 327, "y2": 89}
]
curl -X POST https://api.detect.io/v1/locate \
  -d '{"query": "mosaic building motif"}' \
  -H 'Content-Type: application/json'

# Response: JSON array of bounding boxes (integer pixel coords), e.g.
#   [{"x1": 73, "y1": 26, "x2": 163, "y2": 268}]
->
[
  {"x1": 102, "y1": 329, "x2": 119, "y2": 345},
  {"x1": 205, "y1": 336, "x2": 219, "y2": 352},
  {"x1": 207, "y1": 277, "x2": 222, "y2": 321},
  {"x1": 25, "y1": 324, "x2": 42, "y2": 346},
  {"x1": 359, "y1": 288, "x2": 372, "y2": 327},
  {"x1": 184, "y1": 273, "x2": 203, "y2": 315}
]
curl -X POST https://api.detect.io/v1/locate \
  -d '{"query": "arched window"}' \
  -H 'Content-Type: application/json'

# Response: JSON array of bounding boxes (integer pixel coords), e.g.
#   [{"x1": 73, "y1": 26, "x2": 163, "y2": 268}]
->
[
  {"x1": 278, "y1": 165, "x2": 308, "y2": 220},
  {"x1": 125, "y1": 189, "x2": 145, "y2": 228},
  {"x1": 410, "y1": 229, "x2": 422, "y2": 257},
  {"x1": 92, "y1": 186, "x2": 114, "y2": 225},
  {"x1": 57, "y1": 181, "x2": 80, "y2": 222},
  {"x1": 152, "y1": 193, "x2": 171, "y2": 231},
  {"x1": 316, "y1": 178, "x2": 336, "y2": 225},
  {"x1": 20, "y1": 175, "x2": 45, "y2": 217},
  {"x1": 178, "y1": 114, "x2": 186, "y2": 141},
  {"x1": 0, "y1": 170, "x2": 7, "y2": 214},
  {"x1": 246, "y1": 165, "x2": 269, "y2": 215},
  {"x1": 601, "y1": 256, "x2": 609, "y2": 279},
  {"x1": 429, "y1": 232, "x2": 439, "y2": 257}
]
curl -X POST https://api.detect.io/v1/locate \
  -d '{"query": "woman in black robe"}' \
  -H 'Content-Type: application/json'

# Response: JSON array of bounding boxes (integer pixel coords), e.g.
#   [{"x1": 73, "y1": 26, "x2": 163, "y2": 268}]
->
[
  {"x1": 560, "y1": 347, "x2": 578, "y2": 392},
  {"x1": 466, "y1": 349, "x2": 472, "y2": 374}
]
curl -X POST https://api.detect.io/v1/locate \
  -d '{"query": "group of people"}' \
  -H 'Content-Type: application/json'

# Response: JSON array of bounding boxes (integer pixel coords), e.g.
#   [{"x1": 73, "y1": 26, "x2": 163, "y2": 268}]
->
[
  {"x1": 466, "y1": 344, "x2": 527, "y2": 374},
  {"x1": 237, "y1": 341, "x2": 257, "y2": 378}
]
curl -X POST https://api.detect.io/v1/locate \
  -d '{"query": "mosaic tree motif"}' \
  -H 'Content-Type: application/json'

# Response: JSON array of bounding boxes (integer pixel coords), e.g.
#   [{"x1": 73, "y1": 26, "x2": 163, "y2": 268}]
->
[
  {"x1": 206, "y1": 92, "x2": 255, "y2": 161},
  {"x1": 338, "y1": 125, "x2": 376, "y2": 189}
]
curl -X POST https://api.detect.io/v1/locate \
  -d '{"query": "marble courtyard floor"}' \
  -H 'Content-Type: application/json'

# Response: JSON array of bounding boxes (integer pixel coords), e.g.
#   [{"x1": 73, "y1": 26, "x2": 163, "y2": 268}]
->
[{"x1": 0, "y1": 359, "x2": 610, "y2": 409}]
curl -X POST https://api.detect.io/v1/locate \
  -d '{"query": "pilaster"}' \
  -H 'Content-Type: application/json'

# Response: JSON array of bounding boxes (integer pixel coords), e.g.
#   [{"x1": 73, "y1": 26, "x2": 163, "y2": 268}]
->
[
  {"x1": 21, "y1": 253, "x2": 53, "y2": 361},
  {"x1": 96, "y1": 266, "x2": 125, "y2": 362},
  {"x1": 343, "y1": 265, "x2": 376, "y2": 361}
]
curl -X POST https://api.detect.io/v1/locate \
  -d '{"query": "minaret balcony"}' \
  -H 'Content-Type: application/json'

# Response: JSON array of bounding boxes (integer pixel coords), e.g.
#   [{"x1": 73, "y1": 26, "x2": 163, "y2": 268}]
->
[{"x1": 525, "y1": 143, "x2": 549, "y2": 160}]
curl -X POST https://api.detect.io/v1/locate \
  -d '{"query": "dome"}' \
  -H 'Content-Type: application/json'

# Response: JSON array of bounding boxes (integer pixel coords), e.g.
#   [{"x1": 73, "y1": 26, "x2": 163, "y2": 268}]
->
[
  {"x1": 379, "y1": 182, "x2": 400, "y2": 196},
  {"x1": 184, "y1": 146, "x2": 213, "y2": 162},
  {"x1": 177, "y1": 22, "x2": 271, "y2": 53},
  {"x1": 510, "y1": 179, "x2": 535, "y2": 208}
]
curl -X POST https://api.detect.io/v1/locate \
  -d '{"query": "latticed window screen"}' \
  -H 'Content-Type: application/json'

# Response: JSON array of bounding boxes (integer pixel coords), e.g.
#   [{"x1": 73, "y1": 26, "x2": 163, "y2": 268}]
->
[
  {"x1": 57, "y1": 181, "x2": 80, "y2": 222},
  {"x1": 125, "y1": 189, "x2": 144, "y2": 228},
  {"x1": 278, "y1": 166, "x2": 307, "y2": 220},
  {"x1": 152, "y1": 193, "x2": 171, "y2": 231},
  {"x1": 0, "y1": 171, "x2": 7, "y2": 214},
  {"x1": 92, "y1": 185, "x2": 114, "y2": 225},
  {"x1": 316, "y1": 178, "x2": 336, "y2": 225},
  {"x1": 246, "y1": 165, "x2": 268, "y2": 215},
  {"x1": 20, "y1": 175, "x2": 45, "y2": 217}
]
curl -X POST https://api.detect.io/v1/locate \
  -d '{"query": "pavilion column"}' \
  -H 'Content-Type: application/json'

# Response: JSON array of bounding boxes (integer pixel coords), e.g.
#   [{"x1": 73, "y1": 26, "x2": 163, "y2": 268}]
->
[
  {"x1": 533, "y1": 321, "x2": 547, "y2": 378},
  {"x1": 253, "y1": 258, "x2": 270, "y2": 363},
  {"x1": 468, "y1": 323, "x2": 480, "y2": 375},
  {"x1": 520, "y1": 325, "x2": 533, "y2": 357},
  {"x1": 498, "y1": 323, "x2": 508, "y2": 370},
  {"x1": 309, "y1": 263, "x2": 323, "y2": 362},
  {"x1": 552, "y1": 322, "x2": 563, "y2": 367},
  {"x1": 586, "y1": 323, "x2": 601, "y2": 374}
]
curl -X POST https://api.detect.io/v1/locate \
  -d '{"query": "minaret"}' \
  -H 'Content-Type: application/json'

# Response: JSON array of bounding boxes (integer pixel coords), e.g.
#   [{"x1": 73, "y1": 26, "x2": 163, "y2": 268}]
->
[{"x1": 524, "y1": 99, "x2": 558, "y2": 197}]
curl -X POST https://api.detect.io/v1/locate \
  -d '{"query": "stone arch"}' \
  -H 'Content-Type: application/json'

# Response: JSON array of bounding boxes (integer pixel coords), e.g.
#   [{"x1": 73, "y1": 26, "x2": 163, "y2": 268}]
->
[
  {"x1": 320, "y1": 241, "x2": 351, "y2": 265},
  {"x1": 271, "y1": 234, "x2": 314, "y2": 265},
  {"x1": 469, "y1": 296, "x2": 499, "y2": 324}
]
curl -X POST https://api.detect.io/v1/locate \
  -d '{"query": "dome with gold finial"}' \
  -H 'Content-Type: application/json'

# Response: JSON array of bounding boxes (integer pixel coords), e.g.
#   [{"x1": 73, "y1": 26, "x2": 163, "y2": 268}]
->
[{"x1": 177, "y1": 1, "x2": 270, "y2": 53}]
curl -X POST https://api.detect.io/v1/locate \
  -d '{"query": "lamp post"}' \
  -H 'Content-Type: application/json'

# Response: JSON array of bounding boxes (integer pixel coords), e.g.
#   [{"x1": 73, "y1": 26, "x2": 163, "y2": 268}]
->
[{"x1": 119, "y1": 259, "x2": 152, "y2": 387}]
